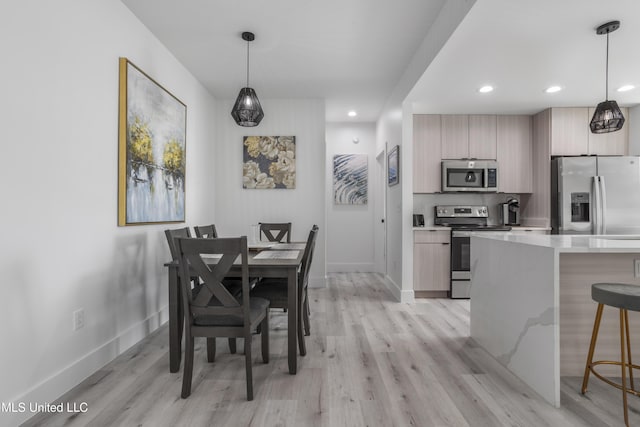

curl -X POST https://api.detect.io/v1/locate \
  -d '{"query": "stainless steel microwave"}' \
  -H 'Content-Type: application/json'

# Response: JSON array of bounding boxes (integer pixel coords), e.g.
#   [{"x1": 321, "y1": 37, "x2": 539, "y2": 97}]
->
[{"x1": 441, "y1": 160, "x2": 498, "y2": 192}]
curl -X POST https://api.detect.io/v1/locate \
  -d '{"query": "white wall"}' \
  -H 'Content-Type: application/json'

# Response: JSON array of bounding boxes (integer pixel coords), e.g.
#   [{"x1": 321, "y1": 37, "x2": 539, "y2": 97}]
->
[
  {"x1": 325, "y1": 123, "x2": 377, "y2": 272},
  {"x1": 213, "y1": 99, "x2": 326, "y2": 287},
  {"x1": 0, "y1": 2, "x2": 217, "y2": 425},
  {"x1": 629, "y1": 105, "x2": 640, "y2": 155},
  {"x1": 376, "y1": 0, "x2": 476, "y2": 302}
]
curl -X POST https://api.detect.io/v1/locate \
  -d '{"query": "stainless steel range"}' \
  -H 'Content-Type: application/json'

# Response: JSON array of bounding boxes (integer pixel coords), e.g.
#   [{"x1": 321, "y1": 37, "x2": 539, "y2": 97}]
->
[{"x1": 434, "y1": 205, "x2": 511, "y2": 299}]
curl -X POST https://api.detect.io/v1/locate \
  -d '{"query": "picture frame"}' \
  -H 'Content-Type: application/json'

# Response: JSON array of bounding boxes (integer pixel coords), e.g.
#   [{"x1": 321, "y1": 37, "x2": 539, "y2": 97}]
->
[
  {"x1": 242, "y1": 136, "x2": 296, "y2": 189},
  {"x1": 333, "y1": 154, "x2": 368, "y2": 204},
  {"x1": 118, "y1": 58, "x2": 187, "y2": 226},
  {"x1": 387, "y1": 145, "x2": 399, "y2": 186}
]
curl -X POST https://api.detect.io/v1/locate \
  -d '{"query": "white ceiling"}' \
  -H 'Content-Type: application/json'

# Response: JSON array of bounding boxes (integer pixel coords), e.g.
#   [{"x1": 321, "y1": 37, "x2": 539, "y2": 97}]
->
[
  {"x1": 120, "y1": 0, "x2": 446, "y2": 122},
  {"x1": 121, "y1": 0, "x2": 640, "y2": 123},
  {"x1": 409, "y1": 0, "x2": 640, "y2": 115}
]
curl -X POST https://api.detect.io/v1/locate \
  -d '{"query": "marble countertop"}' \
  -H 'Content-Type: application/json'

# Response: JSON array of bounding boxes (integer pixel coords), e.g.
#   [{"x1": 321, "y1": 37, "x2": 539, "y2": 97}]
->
[{"x1": 472, "y1": 233, "x2": 640, "y2": 252}]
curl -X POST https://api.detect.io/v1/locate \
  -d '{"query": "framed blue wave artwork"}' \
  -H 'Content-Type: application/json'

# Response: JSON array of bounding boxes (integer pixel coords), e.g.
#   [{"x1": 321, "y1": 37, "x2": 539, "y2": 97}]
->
[{"x1": 333, "y1": 154, "x2": 368, "y2": 205}]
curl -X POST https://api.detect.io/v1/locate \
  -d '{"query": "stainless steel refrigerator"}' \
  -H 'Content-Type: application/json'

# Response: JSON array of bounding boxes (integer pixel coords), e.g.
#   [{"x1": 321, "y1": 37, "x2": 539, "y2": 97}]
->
[{"x1": 551, "y1": 156, "x2": 640, "y2": 235}]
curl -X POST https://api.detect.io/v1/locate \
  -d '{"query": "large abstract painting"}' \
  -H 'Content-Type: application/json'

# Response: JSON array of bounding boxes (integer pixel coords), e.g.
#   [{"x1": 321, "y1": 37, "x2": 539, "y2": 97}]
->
[
  {"x1": 243, "y1": 136, "x2": 296, "y2": 189},
  {"x1": 118, "y1": 58, "x2": 186, "y2": 225},
  {"x1": 333, "y1": 154, "x2": 368, "y2": 204}
]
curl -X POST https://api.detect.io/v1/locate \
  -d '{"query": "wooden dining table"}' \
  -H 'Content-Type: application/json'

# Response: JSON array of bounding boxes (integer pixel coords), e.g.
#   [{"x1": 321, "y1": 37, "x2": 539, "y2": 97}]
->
[{"x1": 165, "y1": 243, "x2": 305, "y2": 375}]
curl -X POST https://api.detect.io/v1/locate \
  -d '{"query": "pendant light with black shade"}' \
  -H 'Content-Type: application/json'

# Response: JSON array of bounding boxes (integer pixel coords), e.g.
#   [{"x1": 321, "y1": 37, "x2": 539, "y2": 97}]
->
[
  {"x1": 589, "y1": 21, "x2": 625, "y2": 134},
  {"x1": 231, "y1": 32, "x2": 264, "y2": 127}
]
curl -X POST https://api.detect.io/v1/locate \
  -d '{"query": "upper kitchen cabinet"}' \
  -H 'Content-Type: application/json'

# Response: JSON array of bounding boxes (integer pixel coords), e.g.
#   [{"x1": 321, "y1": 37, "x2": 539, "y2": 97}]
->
[
  {"x1": 587, "y1": 107, "x2": 629, "y2": 155},
  {"x1": 550, "y1": 108, "x2": 589, "y2": 156},
  {"x1": 468, "y1": 115, "x2": 497, "y2": 159},
  {"x1": 441, "y1": 114, "x2": 497, "y2": 160},
  {"x1": 413, "y1": 114, "x2": 442, "y2": 193},
  {"x1": 497, "y1": 115, "x2": 532, "y2": 193},
  {"x1": 548, "y1": 107, "x2": 629, "y2": 156},
  {"x1": 441, "y1": 115, "x2": 469, "y2": 159}
]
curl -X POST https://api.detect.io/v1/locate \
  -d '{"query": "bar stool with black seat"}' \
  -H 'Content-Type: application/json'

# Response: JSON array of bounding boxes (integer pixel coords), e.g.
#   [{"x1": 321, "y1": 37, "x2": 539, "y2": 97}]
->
[{"x1": 581, "y1": 283, "x2": 640, "y2": 426}]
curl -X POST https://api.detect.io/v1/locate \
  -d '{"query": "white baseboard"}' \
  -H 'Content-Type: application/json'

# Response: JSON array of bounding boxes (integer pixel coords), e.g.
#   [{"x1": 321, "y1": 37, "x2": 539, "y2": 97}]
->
[
  {"x1": 326, "y1": 262, "x2": 375, "y2": 273},
  {"x1": 7, "y1": 307, "x2": 168, "y2": 427},
  {"x1": 378, "y1": 274, "x2": 414, "y2": 302}
]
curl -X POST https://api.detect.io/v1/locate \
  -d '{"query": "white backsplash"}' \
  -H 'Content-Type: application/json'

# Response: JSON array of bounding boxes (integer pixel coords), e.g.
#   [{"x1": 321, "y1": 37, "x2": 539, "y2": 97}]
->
[{"x1": 414, "y1": 193, "x2": 521, "y2": 226}]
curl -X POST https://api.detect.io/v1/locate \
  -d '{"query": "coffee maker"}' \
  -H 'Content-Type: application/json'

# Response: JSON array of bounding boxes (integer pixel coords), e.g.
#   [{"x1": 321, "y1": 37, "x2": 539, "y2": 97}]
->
[{"x1": 500, "y1": 198, "x2": 520, "y2": 226}]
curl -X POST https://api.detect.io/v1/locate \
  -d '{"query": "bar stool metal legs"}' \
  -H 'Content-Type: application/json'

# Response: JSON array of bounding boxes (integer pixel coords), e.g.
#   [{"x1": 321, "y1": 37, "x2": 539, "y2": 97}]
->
[{"x1": 581, "y1": 303, "x2": 640, "y2": 426}]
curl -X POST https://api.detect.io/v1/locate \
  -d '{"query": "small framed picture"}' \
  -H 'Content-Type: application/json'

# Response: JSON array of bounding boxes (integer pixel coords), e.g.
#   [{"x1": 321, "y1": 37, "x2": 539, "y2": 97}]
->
[{"x1": 387, "y1": 145, "x2": 399, "y2": 186}]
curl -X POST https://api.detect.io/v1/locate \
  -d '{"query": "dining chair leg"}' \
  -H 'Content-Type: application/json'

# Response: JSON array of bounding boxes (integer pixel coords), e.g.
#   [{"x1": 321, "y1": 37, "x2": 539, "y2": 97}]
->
[
  {"x1": 181, "y1": 334, "x2": 194, "y2": 398},
  {"x1": 207, "y1": 338, "x2": 216, "y2": 362},
  {"x1": 261, "y1": 310, "x2": 270, "y2": 363},
  {"x1": 298, "y1": 298, "x2": 307, "y2": 356},
  {"x1": 244, "y1": 331, "x2": 254, "y2": 401},
  {"x1": 228, "y1": 338, "x2": 237, "y2": 354},
  {"x1": 303, "y1": 296, "x2": 311, "y2": 336}
]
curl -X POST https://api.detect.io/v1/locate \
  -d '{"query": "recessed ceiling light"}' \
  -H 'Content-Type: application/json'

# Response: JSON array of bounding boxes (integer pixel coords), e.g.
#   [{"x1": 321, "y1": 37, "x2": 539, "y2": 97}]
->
[
  {"x1": 478, "y1": 85, "x2": 494, "y2": 93},
  {"x1": 348, "y1": 111, "x2": 357, "y2": 117},
  {"x1": 545, "y1": 86, "x2": 562, "y2": 93},
  {"x1": 617, "y1": 85, "x2": 635, "y2": 92}
]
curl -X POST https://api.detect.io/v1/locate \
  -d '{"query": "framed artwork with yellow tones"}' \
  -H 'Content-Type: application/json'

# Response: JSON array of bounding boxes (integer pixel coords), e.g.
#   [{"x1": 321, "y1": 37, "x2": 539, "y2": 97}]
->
[
  {"x1": 242, "y1": 136, "x2": 296, "y2": 189},
  {"x1": 118, "y1": 58, "x2": 186, "y2": 225}
]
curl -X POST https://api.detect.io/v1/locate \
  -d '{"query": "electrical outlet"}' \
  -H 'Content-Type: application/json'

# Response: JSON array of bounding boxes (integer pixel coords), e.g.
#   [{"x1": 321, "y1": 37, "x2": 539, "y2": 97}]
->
[
  {"x1": 635, "y1": 260, "x2": 640, "y2": 279},
  {"x1": 73, "y1": 309, "x2": 85, "y2": 331}
]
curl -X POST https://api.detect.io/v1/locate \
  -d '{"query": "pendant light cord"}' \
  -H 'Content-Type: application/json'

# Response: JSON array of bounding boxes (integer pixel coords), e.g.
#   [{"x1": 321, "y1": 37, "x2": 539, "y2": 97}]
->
[
  {"x1": 605, "y1": 30, "x2": 609, "y2": 101},
  {"x1": 246, "y1": 39, "x2": 250, "y2": 88}
]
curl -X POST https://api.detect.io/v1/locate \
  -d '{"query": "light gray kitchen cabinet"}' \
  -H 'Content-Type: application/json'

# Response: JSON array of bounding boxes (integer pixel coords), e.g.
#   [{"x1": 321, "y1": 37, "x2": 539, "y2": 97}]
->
[
  {"x1": 587, "y1": 107, "x2": 629, "y2": 155},
  {"x1": 497, "y1": 115, "x2": 532, "y2": 193},
  {"x1": 413, "y1": 230, "x2": 450, "y2": 293},
  {"x1": 413, "y1": 114, "x2": 442, "y2": 193},
  {"x1": 468, "y1": 114, "x2": 497, "y2": 159},
  {"x1": 441, "y1": 115, "x2": 469, "y2": 159},
  {"x1": 550, "y1": 108, "x2": 589, "y2": 156},
  {"x1": 549, "y1": 107, "x2": 629, "y2": 156}
]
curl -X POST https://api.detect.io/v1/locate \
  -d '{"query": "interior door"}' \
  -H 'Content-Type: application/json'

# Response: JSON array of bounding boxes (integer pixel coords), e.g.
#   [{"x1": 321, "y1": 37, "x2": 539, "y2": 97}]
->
[{"x1": 374, "y1": 150, "x2": 387, "y2": 274}]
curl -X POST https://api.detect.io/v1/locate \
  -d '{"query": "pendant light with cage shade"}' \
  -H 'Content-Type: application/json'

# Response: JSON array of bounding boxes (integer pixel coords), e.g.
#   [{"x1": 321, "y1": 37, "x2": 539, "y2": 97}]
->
[
  {"x1": 231, "y1": 32, "x2": 264, "y2": 127},
  {"x1": 589, "y1": 21, "x2": 625, "y2": 134}
]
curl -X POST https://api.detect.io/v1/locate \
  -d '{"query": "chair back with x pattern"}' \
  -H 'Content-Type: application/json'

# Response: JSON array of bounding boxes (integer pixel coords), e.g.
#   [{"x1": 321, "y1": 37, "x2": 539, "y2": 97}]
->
[
  {"x1": 177, "y1": 237, "x2": 250, "y2": 326},
  {"x1": 259, "y1": 222, "x2": 291, "y2": 243},
  {"x1": 194, "y1": 224, "x2": 218, "y2": 239}
]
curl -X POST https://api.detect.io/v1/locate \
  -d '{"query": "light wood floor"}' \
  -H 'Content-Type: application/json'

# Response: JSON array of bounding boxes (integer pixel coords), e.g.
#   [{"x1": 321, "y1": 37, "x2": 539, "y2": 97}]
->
[{"x1": 23, "y1": 273, "x2": 639, "y2": 426}]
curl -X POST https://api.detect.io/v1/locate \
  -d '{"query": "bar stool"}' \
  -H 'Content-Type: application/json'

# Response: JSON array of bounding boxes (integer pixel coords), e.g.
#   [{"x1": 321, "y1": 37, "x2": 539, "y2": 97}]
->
[{"x1": 581, "y1": 283, "x2": 640, "y2": 426}]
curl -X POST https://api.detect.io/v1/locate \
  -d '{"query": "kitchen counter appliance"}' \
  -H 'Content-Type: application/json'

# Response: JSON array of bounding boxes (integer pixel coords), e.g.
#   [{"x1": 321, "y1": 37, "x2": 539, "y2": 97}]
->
[
  {"x1": 551, "y1": 156, "x2": 640, "y2": 234},
  {"x1": 435, "y1": 205, "x2": 511, "y2": 299},
  {"x1": 441, "y1": 160, "x2": 498, "y2": 192},
  {"x1": 500, "y1": 198, "x2": 520, "y2": 225}
]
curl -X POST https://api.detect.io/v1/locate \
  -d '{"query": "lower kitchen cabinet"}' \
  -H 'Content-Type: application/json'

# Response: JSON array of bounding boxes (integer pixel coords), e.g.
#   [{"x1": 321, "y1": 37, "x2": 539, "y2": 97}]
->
[{"x1": 413, "y1": 230, "x2": 450, "y2": 295}]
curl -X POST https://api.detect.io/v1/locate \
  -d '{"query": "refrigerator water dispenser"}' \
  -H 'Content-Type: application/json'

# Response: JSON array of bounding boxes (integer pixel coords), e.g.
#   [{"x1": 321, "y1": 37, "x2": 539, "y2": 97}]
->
[{"x1": 571, "y1": 192, "x2": 590, "y2": 222}]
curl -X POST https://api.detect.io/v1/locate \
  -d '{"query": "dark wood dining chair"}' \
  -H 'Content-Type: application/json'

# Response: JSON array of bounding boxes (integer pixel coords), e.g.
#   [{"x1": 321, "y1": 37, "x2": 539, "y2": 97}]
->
[
  {"x1": 251, "y1": 225, "x2": 318, "y2": 356},
  {"x1": 166, "y1": 227, "x2": 223, "y2": 358},
  {"x1": 165, "y1": 227, "x2": 192, "y2": 260},
  {"x1": 194, "y1": 224, "x2": 218, "y2": 239},
  {"x1": 193, "y1": 224, "x2": 244, "y2": 354},
  {"x1": 259, "y1": 222, "x2": 292, "y2": 243},
  {"x1": 176, "y1": 236, "x2": 270, "y2": 401}
]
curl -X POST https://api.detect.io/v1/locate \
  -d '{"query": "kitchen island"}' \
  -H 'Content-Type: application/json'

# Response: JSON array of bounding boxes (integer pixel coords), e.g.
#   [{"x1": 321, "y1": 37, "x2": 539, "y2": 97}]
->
[{"x1": 470, "y1": 233, "x2": 640, "y2": 407}]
